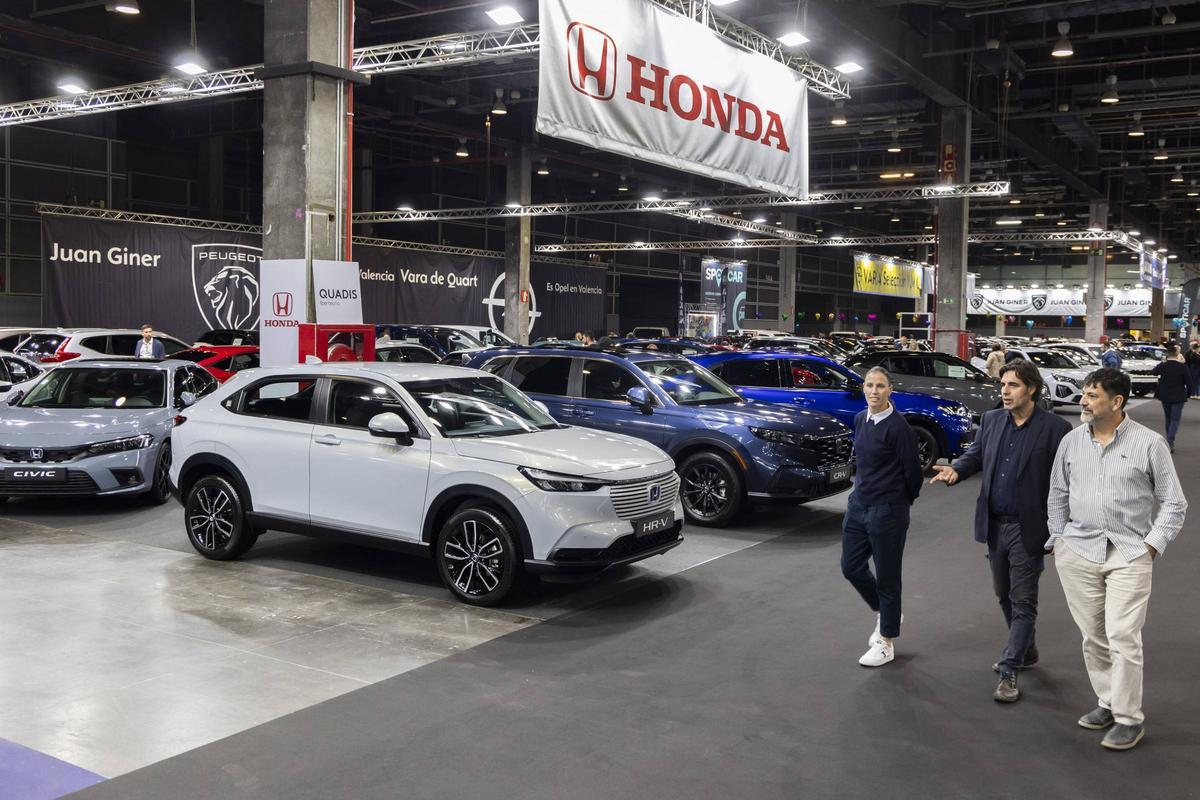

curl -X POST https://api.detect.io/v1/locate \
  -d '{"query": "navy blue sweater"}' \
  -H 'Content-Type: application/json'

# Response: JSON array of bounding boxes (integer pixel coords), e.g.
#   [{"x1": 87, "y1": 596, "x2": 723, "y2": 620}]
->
[{"x1": 851, "y1": 408, "x2": 923, "y2": 506}]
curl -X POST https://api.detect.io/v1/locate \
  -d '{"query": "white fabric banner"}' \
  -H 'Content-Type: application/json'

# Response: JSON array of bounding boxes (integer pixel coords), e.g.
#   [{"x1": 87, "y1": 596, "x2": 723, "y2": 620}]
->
[
  {"x1": 537, "y1": 0, "x2": 809, "y2": 197},
  {"x1": 968, "y1": 287, "x2": 1182, "y2": 317},
  {"x1": 312, "y1": 260, "x2": 363, "y2": 324},
  {"x1": 258, "y1": 259, "x2": 307, "y2": 367}
]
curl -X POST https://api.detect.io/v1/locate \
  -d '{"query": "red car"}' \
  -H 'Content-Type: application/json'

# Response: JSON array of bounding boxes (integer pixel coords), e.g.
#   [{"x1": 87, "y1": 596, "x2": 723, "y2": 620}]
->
[{"x1": 171, "y1": 346, "x2": 260, "y2": 383}]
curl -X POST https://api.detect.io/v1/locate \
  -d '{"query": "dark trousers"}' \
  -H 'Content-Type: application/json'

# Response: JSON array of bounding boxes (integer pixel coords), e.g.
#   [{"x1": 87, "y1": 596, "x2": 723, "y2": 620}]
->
[
  {"x1": 1161, "y1": 401, "x2": 1185, "y2": 445},
  {"x1": 841, "y1": 495, "x2": 909, "y2": 639},
  {"x1": 988, "y1": 519, "x2": 1044, "y2": 675},
  {"x1": 1189, "y1": 366, "x2": 1200, "y2": 397}
]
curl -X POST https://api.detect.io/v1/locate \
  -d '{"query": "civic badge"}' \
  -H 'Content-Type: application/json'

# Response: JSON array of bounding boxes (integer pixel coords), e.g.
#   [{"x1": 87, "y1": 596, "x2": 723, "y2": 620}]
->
[
  {"x1": 649, "y1": 484, "x2": 661, "y2": 502},
  {"x1": 29, "y1": 448, "x2": 44, "y2": 461}
]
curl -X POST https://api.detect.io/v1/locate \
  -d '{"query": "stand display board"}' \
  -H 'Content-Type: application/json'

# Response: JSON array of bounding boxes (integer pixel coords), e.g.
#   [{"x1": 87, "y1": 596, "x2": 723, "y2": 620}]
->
[
  {"x1": 968, "y1": 286, "x2": 1183, "y2": 317},
  {"x1": 700, "y1": 258, "x2": 746, "y2": 332}
]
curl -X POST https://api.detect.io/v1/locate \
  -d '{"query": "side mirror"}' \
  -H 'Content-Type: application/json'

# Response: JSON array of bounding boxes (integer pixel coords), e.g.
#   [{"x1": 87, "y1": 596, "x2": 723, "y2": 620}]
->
[
  {"x1": 178, "y1": 391, "x2": 197, "y2": 408},
  {"x1": 368, "y1": 412, "x2": 413, "y2": 444},
  {"x1": 847, "y1": 383, "x2": 864, "y2": 396},
  {"x1": 533, "y1": 400, "x2": 550, "y2": 415},
  {"x1": 626, "y1": 386, "x2": 653, "y2": 412},
  {"x1": 0, "y1": 382, "x2": 11, "y2": 393}
]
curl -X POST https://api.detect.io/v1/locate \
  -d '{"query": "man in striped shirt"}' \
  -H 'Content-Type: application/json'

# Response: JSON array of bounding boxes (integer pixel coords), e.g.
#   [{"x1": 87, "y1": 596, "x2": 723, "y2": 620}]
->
[{"x1": 1047, "y1": 368, "x2": 1187, "y2": 751}]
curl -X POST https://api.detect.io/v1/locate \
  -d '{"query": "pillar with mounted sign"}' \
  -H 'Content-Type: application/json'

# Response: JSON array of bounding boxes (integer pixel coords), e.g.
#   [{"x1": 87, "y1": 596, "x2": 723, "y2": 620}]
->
[
  {"x1": 778, "y1": 213, "x2": 798, "y2": 333},
  {"x1": 504, "y1": 145, "x2": 533, "y2": 344},
  {"x1": 933, "y1": 106, "x2": 970, "y2": 357},
  {"x1": 1150, "y1": 288, "x2": 1165, "y2": 342},
  {"x1": 1084, "y1": 200, "x2": 1108, "y2": 342}
]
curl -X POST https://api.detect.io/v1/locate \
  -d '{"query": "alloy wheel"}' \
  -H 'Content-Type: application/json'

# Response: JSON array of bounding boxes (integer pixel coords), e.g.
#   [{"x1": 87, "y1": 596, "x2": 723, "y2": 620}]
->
[
  {"x1": 442, "y1": 518, "x2": 507, "y2": 597},
  {"x1": 189, "y1": 485, "x2": 235, "y2": 551},
  {"x1": 682, "y1": 463, "x2": 729, "y2": 519}
]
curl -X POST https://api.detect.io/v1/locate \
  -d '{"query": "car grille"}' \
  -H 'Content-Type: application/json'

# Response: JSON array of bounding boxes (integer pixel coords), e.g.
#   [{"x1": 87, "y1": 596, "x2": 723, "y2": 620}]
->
[
  {"x1": 606, "y1": 525, "x2": 682, "y2": 559},
  {"x1": 0, "y1": 444, "x2": 91, "y2": 463},
  {"x1": 0, "y1": 470, "x2": 100, "y2": 494},
  {"x1": 801, "y1": 432, "x2": 854, "y2": 467},
  {"x1": 608, "y1": 471, "x2": 680, "y2": 520}
]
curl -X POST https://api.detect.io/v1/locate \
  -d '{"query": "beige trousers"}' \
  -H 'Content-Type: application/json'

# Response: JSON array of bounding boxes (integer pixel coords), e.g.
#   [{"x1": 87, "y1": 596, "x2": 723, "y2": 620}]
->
[{"x1": 1054, "y1": 542, "x2": 1154, "y2": 726}]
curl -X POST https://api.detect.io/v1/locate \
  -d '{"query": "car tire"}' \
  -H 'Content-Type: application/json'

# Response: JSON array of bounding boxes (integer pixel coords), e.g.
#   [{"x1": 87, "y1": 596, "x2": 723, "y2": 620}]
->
[
  {"x1": 184, "y1": 474, "x2": 258, "y2": 560},
  {"x1": 142, "y1": 440, "x2": 172, "y2": 506},
  {"x1": 435, "y1": 506, "x2": 520, "y2": 606},
  {"x1": 909, "y1": 424, "x2": 940, "y2": 471},
  {"x1": 678, "y1": 450, "x2": 744, "y2": 527}
]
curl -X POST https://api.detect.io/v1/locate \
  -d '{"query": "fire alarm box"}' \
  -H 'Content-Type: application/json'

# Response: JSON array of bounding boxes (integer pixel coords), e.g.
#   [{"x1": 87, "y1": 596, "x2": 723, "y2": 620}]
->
[
  {"x1": 957, "y1": 331, "x2": 974, "y2": 361},
  {"x1": 298, "y1": 324, "x2": 376, "y2": 364}
]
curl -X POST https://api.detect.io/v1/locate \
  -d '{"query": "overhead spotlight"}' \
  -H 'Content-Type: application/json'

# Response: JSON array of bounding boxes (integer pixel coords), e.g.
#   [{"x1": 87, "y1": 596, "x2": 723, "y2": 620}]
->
[
  {"x1": 985, "y1": 38, "x2": 1000, "y2": 51},
  {"x1": 1128, "y1": 111, "x2": 1145, "y2": 137},
  {"x1": 1128, "y1": 229, "x2": 1141, "y2": 236},
  {"x1": 890, "y1": 216, "x2": 900, "y2": 223},
  {"x1": 1188, "y1": 180, "x2": 1198, "y2": 197},
  {"x1": 1100, "y1": 74, "x2": 1120, "y2": 104},
  {"x1": 1087, "y1": 223, "x2": 1104, "y2": 233},
  {"x1": 617, "y1": 174, "x2": 629, "y2": 192},
  {"x1": 105, "y1": 0, "x2": 140, "y2": 13},
  {"x1": 753, "y1": 215, "x2": 767, "y2": 223},
  {"x1": 1170, "y1": 165, "x2": 1184, "y2": 183},
  {"x1": 996, "y1": 217, "x2": 1023, "y2": 226},
  {"x1": 1051, "y1": 21, "x2": 1073, "y2": 57},
  {"x1": 173, "y1": 53, "x2": 208, "y2": 76},
  {"x1": 1056, "y1": 284, "x2": 1064, "y2": 289},
  {"x1": 1056, "y1": 219, "x2": 1068, "y2": 226},
  {"x1": 852, "y1": 205, "x2": 863, "y2": 210},
  {"x1": 56, "y1": 78, "x2": 87, "y2": 94},
  {"x1": 777, "y1": 31, "x2": 810, "y2": 47},
  {"x1": 455, "y1": 138, "x2": 469, "y2": 158},
  {"x1": 1144, "y1": 238, "x2": 1157, "y2": 245},
  {"x1": 1153, "y1": 139, "x2": 1169, "y2": 160},
  {"x1": 643, "y1": 191, "x2": 662, "y2": 202},
  {"x1": 485, "y1": 6, "x2": 524, "y2": 25},
  {"x1": 831, "y1": 100, "x2": 847, "y2": 126},
  {"x1": 396, "y1": 204, "x2": 414, "y2": 212},
  {"x1": 536, "y1": 159, "x2": 550, "y2": 175},
  {"x1": 887, "y1": 132, "x2": 901, "y2": 153},
  {"x1": 1034, "y1": 209, "x2": 1046, "y2": 218},
  {"x1": 505, "y1": 201, "x2": 521, "y2": 209},
  {"x1": 491, "y1": 89, "x2": 508, "y2": 115},
  {"x1": 1057, "y1": 102, "x2": 1070, "y2": 113},
  {"x1": 1162, "y1": 9, "x2": 1177, "y2": 24},
  {"x1": 1009, "y1": 198, "x2": 1022, "y2": 205},
  {"x1": 835, "y1": 61, "x2": 863, "y2": 74}
]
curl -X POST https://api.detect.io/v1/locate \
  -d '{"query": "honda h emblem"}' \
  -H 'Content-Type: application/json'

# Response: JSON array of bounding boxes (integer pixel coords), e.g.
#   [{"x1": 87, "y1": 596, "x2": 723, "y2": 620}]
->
[
  {"x1": 29, "y1": 448, "x2": 43, "y2": 461},
  {"x1": 273, "y1": 291, "x2": 293, "y2": 317},
  {"x1": 649, "y1": 484, "x2": 661, "y2": 502},
  {"x1": 567, "y1": 22, "x2": 617, "y2": 101}
]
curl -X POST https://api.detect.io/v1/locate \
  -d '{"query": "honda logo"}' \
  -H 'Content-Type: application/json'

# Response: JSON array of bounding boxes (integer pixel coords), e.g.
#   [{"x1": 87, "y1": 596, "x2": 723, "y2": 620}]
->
[
  {"x1": 273, "y1": 291, "x2": 293, "y2": 317},
  {"x1": 567, "y1": 22, "x2": 617, "y2": 101},
  {"x1": 649, "y1": 484, "x2": 661, "y2": 502},
  {"x1": 29, "y1": 448, "x2": 43, "y2": 461}
]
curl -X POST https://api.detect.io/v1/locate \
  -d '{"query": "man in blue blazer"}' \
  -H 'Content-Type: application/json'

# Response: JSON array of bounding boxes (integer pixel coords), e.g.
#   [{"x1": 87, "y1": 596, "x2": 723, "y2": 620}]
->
[
  {"x1": 134, "y1": 324, "x2": 166, "y2": 359},
  {"x1": 930, "y1": 359, "x2": 1072, "y2": 703}
]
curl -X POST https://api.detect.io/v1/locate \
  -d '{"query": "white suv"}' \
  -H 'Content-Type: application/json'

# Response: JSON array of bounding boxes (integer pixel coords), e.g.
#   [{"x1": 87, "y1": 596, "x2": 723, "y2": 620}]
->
[
  {"x1": 17, "y1": 328, "x2": 191, "y2": 364},
  {"x1": 169, "y1": 363, "x2": 684, "y2": 606}
]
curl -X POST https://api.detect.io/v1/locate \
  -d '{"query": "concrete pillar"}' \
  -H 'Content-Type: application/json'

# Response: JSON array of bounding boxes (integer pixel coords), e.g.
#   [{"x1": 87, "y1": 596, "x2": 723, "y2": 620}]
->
[
  {"x1": 355, "y1": 146, "x2": 374, "y2": 236},
  {"x1": 262, "y1": 0, "x2": 348, "y2": 322},
  {"x1": 201, "y1": 136, "x2": 224, "y2": 220},
  {"x1": 1150, "y1": 287, "x2": 1165, "y2": 343},
  {"x1": 504, "y1": 145, "x2": 532, "y2": 344},
  {"x1": 934, "y1": 106, "x2": 970, "y2": 356},
  {"x1": 778, "y1": 214, "x2": 798, "y2": 333},
  {"x1": 1084, "y1": 200, "x2": 1109, "y2": 342}
]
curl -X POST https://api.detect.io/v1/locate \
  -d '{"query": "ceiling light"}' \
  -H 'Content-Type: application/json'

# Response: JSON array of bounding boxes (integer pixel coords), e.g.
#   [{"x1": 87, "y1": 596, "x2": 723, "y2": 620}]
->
[
  {"x1": 396, "y1": 204, "x2": 414, "y2": 212},
  {"x1": 777, "y1": 31, "x2": 810, "y2": 47},
  {"x1": 994, "y1": 247, "x2": 1004, "y2": 252},
  {"x1": 455, "y1": 138, "x2": 469, "y2": 158},
  {"x1": 1051, "y1": 21, "x2": 1073, "y2": 57},
  {"x1": 643, "y1": 192, "x2": 662, "y2": 202},
  {"x1": 105, "y1": 1, "x2": 140, "y2": 13},
  {"x1": 902, "y1": 171, "x2": 915, "y2": 178},
  {"x1": 161, "y1": 83, "x2": 187, "y2": 94},
  {"x1": 1129, "y1": 229, "x2": 1140, "y2": 236},
  {"x1": 1169, "y1": 166, "x2": 1184, "y2": 183},
  {"x1": 56, "y1": 79, "x2": 87, "y2": 94},
  {"x1": 891, "y1": 216, "x2": 900, "y2": 223},
  {"x1": 831, "y1": 100, "x2": 847, "y2": 126},
  {"x1": 1168, "y1": 254, "x2": 1178, "y2": 259},
  {"x1": 1087, "y1": 223, "x2": 1104, "y2": 233},
  {"x1": 1034, "y1": 209, "x2": 1045, "y2": 217},
  {"x1": 491, "y1": 90, "x2": 508, "y2": 115},
  {"x1": 1162, "y1": 9, "x2": 1177, "y2": 24},
  {"x1": 1106, "y1": 284, "x2": 1114, "y2": 289},
  {"x1": 633, "y1": 241, "x2": 646, "y2": 247},
  {"x1": 880, "y1": 172, "x2": 902, "y2": 179},
  {"x1": 924, "y1": 224, "x2": 934, "y2": 230},
  {"x1": 1144, "y1": 238, "x2": 1156, "y2": 245},
  {"x1": 536, "y1": 159, "x2": 550, "y2": 175},
  {"x1": 835, "y1": 61, "x2": 864, "y2": 74},
  {"x1": 1100, "y1": 74, "x2": 1120, "y2": 104},
  {"x1": 439, "y1": 40, "x2": 467, "y2": 52},
  {"x1": 996, "y1": 218, "x2": 1023, "y2": 226},
  {"x1": 1153, "y1": 139, "x2": 1169, "y2": 160},
  {"x1": 173, "y1": 53, "x2": 208, "y2": 76},
  {"x1": 1030, "y1": 283, "x2": 1039, "y2": 289},
  {"x1": 852, "y1": 205, "x2": 863, "y2": 210},
  {"x1": 1009, "y1": 198, "x2": 1021, "y2": 205},
  {"x1": 486, "y1": 6, "x2": 524, "y2": 25},
  {"x1": 1157, "y1": 247, "x2": 1168, "y2": 253},
  {"x1": 618, "y1": 174, "x2": 629, "y2": 192},
  {"x1": 753, "y1": 216, "x2": 767, "y2": 223},
  {"x1": 505, "y1": 202, "x2": 521, "y2": 208},
  {"x1": 1128, "y1": 112, "x2": 1145, "y2": 137},
  {"x1": 830, "y1": 234, "x2": 845, "y2": 241},
  {"x1": 708, "y1": 0, "x2": 739, "y2": 5},
  {"x1": 1056, "y1": 284, "x2": 1064, "y2": 289},
  {"x1": 887, "y1": 132, "x2": 901, "y2": 153},
  {"x1": 1056, "y1": 220, "x2": 1068, "y2": 226}
]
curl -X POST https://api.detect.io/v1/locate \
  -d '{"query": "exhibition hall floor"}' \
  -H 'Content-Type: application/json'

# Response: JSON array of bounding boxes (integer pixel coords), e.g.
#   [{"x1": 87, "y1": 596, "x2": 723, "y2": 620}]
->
[{"x1": 1, "y1": 400, "x2": 1195, "y2": 799}]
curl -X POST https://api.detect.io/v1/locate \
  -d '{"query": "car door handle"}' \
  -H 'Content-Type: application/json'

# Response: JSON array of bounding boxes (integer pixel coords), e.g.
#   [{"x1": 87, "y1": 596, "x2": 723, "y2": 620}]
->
[{"x1": 314, "y1": 434, "x2": 341, "y2": 446}]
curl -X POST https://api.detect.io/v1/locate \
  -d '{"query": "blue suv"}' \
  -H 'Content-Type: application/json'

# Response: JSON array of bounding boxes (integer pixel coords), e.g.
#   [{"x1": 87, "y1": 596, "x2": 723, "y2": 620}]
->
[
  {"x1": 467, "y1": 348, "x2": 855, "y2": 527},
  {"x1": 692, "y1": 351, "x2": 973, "y2": 471}
]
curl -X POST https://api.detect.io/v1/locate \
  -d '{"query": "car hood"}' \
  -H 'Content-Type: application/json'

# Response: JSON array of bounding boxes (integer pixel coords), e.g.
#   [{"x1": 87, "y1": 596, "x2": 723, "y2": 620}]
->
[
  {"x1": 451, "y1": 426, "x2": 675, "y2": 480},
  {"x1": 694, "y1": 399, "x2": 849, "y2": 436},
  {"x1": 1040, "y1": 367, "x2": 1090, "y2": 380},
  {"x1": 0, "y1": 406, "x2": 167, "y2": 446}
]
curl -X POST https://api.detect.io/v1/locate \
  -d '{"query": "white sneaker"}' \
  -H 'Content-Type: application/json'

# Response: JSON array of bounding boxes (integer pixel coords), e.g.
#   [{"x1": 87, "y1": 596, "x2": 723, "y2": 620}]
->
[
  {"x1": 869, "y1": 613, "x2": 904, "y2": 645},
  {"x1": 859, "y1": 639, "x2": 895, "y2": 667}
]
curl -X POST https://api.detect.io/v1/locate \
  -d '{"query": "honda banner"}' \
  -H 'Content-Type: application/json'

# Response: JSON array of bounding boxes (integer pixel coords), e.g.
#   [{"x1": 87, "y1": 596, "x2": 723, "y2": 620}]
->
[
  {"x1": 968, "y1": 287, "x2": 1182, "y2": 317},
  {"x1": 537, "y1": 0, "x2": 809, "y2": 197},
  {"x1": 259, "y1": 260, "x2": 307, "y2": 367},
  {"x1": 42, "y1": 214, "x2": 261, "y2": 336}
]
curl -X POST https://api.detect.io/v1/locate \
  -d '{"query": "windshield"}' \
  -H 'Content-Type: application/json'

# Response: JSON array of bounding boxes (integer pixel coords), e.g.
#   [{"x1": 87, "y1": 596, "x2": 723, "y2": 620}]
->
[
  {"x1": 1054, "y1": 348, "x2": 1099, "y2": 366},
  {"x1": 1023, "y1": 351, "x2": 1078, "y2": 369},
  {"x1": 1119, "y1": 349, "x2": 1157, "y2": 361},
  {"x1": 433, "y1": 329, "x2": 483, "y2": 353},
  {"x1": 19, "y1": 368, "x2": 166, "y2": 409},
  {"x1": 16, "y1": 334, "x2": 65, "y2": 358},
  {"x1": 404, "y1": 376, "x2": 558, "y2": 437},
  {"x1": 638, "y1": 359, "x2": 742, "y2": 405}
]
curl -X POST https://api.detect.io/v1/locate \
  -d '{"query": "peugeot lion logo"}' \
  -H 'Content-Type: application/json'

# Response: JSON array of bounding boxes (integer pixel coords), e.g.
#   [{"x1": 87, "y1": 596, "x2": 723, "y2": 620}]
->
[
  {"x1": 970, "y1": 294, "x2": 985, "y2": 310},
  {"x1": 29, "y1": 448, "x2": 43, "y2": 461},
  {"x1": 649, "y1": 484, "x2": 661, "y2": 502},
  {"x1": 567, "y1": 22, "x2": 617, "y2": 100},
  {"x1": 273, "y1": 292, "x2": 293, "y2": 317},
  {"x1": 191, "y1": 244, "x2": 263, "y2": 331},
  {"x1": 1031, "y1": 294, "x2": 1047, "y2": 311}
]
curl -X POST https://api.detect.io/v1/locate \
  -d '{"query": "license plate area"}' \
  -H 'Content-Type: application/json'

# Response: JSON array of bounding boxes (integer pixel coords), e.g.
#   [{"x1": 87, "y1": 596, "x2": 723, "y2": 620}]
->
[
  {"x1": 828, "y1": 464, "x2": 853, "y2": 484},
  {"x1": 633, "y1": 510, "x2": 675, "y2": 537},
  {"x1": 3, "y1": 467, "x2": 67, "y2": 483}
]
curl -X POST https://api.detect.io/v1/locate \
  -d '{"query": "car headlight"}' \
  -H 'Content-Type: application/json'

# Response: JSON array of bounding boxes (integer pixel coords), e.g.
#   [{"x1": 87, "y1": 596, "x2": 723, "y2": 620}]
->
[
  {"x1": 87, "y1": 433, "x2": 155, "y2": 455},
  {"x1": 943, "y1": 404, "x2": 971, "y2": 418},
  {"x1": 748, "y1": 426, "x2": 807, "y2": 446},
  {"x1": 518, "y1": 466, "x2": 610, "y2": 492},
  {"x1": 1051, "y1": 373, "x2": 1080, "y2": 387}
]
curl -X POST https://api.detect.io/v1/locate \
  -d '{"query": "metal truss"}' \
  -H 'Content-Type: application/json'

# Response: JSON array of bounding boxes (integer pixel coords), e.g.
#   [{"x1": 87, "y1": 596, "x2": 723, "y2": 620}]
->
[
  {"x1": 353, "y1": 25, "x2": 540, "y2": 76},
  {"x1": 350, "y1": 236, "x2": 597, "y2": 268},
  {"x1": 36, "y1": 203, "x2": 263, "y2": 234},
  {"x1": 650, "y1": 0, "x2": 849, "y2": 99},
  {"x1": 537, "y1": 239, "x2": 787, "y2": 253},
  {"x1": 667, "y1": 209, "x2": 819, "y2": 243},
  {"x1": 353, "y1": 182, "x2": 1011, "y2": 224}
]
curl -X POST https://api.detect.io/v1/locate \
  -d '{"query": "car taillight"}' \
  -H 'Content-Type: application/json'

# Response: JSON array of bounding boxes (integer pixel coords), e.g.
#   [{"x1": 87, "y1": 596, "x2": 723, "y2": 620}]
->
[
  {"x1": 173, "y1": 415, "x2": 188, "y2": 426},
  {"x1": 40, "y1": 351, "x2": 81, "y2": 363}
]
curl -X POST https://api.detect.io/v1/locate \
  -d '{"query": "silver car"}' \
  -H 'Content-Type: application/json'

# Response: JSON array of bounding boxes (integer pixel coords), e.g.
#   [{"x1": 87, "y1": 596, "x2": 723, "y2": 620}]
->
[{"x1": 0, "y1": 360, "x2": 217, "y2": 504}]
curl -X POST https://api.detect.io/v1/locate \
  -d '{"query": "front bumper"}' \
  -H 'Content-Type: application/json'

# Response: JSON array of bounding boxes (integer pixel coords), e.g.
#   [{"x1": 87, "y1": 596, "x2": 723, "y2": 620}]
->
[
  {"x1": 1051, "y1": 382, "x2": 1083, "y2": 405},
  {"x1": 525, "y1": 519, "x2": 684, "y2": 574},
  {"x1": 752, "y1": 461, "x2": 854, "y2": 501},
  {"x1": 0, "y1": 448, "x2": 156, "y2": 497}
]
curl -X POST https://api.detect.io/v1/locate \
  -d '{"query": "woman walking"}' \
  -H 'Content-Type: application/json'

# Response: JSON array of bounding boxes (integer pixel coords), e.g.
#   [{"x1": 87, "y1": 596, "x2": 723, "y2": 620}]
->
[
  {"x1": 1186, "y1": 341, "x2": 1200, "y2": 399},
  {"x1": 1151, "y1": 345, "x2": 1194, "y2": 452}
]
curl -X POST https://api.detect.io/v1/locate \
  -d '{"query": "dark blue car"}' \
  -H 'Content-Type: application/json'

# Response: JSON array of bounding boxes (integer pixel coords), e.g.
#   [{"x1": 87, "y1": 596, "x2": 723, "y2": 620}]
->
[
  {"x1": 692, "y1": 351, "x2": 974, "y2": 470},
  {"x1": 466, "y1": 347, "x2": 855, "y2": 527}
]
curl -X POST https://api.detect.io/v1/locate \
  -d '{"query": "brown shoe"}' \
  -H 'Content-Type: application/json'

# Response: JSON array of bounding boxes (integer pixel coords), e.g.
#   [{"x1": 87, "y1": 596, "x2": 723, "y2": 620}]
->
[{"x1": 993, "y1": 673, "x2": 1020, "y2": 703}]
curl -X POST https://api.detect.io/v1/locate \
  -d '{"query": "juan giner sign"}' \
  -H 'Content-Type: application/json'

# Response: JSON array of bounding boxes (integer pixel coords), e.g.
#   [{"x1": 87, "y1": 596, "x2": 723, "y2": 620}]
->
[{"x1": 537, "y1": 0, "x2": 809, "y2": 197}]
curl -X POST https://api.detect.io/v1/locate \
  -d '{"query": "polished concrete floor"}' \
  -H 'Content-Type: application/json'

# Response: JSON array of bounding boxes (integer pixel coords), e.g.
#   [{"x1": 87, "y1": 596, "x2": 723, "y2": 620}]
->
[{"x1": 1, "y1": 398, "x2": 1195, "y2": 799}]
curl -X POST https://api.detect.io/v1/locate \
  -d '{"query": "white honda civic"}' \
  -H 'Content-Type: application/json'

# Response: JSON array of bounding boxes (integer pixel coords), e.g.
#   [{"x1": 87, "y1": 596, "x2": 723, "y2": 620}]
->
[{"x1": 169, "y1": 362, "x2": 684, "y2": 606}]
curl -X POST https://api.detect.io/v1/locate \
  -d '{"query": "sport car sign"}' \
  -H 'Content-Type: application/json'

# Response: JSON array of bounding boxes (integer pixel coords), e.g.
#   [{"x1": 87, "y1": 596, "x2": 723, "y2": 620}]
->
[{"x1": 537, "y1": 0, "x2": 809, "y2": 197}]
